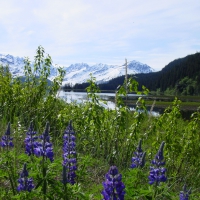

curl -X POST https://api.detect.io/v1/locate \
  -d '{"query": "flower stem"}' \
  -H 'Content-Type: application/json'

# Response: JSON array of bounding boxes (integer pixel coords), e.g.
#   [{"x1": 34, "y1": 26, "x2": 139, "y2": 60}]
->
[{"x1": 63, "y1": 183, "x2": 69, "y2": 200}]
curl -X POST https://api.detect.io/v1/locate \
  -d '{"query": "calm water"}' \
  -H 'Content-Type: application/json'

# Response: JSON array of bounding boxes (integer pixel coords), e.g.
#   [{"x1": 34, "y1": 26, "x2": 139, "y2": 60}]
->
[
  {"x1": 58, "y1": 91, "x2": 198, "y2": 119},
  {"x1": 58, "y1": 91, "x2": 160, "y2": 116}
]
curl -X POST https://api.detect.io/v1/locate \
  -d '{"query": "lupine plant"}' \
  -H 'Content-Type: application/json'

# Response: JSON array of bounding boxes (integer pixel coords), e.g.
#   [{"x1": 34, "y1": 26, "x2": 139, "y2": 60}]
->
[
  {"x1": 34, "y1": 122, "x2": 54, "y2": 162},
  {"x1": 148, "y1": 141, "x2": 167, "y2": 199},
  {"x1": 0, "y1": 122, "x2": 14, "y2": 148},
  {"x1": 102, "y1": 166, "x2": 125, "y2": 200},
  {"x1": 33, "y1": 122, "x2": 54, "y2": 200},
  {"x1": 149, "y1": 141, "x2": 167, "y2": 185},
  {"x1": 179, "y1": 185, "x2": 191, "y2": 200},
  {"x1": 0, "y1": 122, "x2": 17, "y2": 195},
  {"x1": 130, "y1": 139, "x2": 146, "y2": 168},
  {"x1": 17, "y1": 163, "x2": 34, "y2": 192},
  {"x1": 59, "y1": 121, "x2": 77, "y2": 200},
  {"x1": 24, "y1": 121, "x2": 38, "y2": 156},
  {"x1": 62, "y1": 120, "x2": 77, "y2": 185}
]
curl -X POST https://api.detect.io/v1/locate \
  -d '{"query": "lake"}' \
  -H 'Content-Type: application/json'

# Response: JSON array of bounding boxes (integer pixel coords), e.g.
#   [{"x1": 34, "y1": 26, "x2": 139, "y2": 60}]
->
[
  {"x1": 58, "y1": 91, "x2": 199, "y2": 119},
  {"x1": 57, "y1": 90, "x2": 160, "y2": 116}
]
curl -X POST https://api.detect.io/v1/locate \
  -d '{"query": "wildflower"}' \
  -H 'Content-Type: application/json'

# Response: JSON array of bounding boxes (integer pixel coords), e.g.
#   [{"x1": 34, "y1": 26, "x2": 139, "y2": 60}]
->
[
  {"x1": 179, "y1": 184, "x2": 191, "y2": 200},
  {"x1": 130, "y1": 139, "x2": 146, "y2": 168},
  {"x1": 24, "y1": 121, "x2": 38, "y2": 156},
  {"x1": 148, "y1": 141, "x2": 167, "y2": 185},
  {"x1": 102, "y1": 166, "x2": 125, "y2": 200},
  {"x1": 34, "y1": 122, "x2": 54, "y2": 162},
  {"x1": 62, "y1": 120, "x2": 77, "y2": 185},
  {"x1": 17, "y1": 163, "x2": 34, "y2": 192},
  {"x1": 1, "y1": 122, "x2": 14, "y2": 148}
]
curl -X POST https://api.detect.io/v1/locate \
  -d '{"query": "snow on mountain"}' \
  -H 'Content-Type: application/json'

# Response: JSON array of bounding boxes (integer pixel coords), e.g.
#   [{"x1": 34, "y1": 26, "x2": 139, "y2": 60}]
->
[
  {"x1": 0, "y1": 53, "x2": 58, "y2": 79},
  {"x1": 62, "y1": 61, "x2": 155, "y2": 85},
  {"x1": 0, "y1": 53, "x2": 155, "y2": 85},
  {"x1": 0, "y1": 54, "x2": 25, "y2": 77}
]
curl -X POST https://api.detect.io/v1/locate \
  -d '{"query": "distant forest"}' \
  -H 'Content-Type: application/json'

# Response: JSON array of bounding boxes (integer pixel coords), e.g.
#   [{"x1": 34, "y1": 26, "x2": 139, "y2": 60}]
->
[{"x1": 62, "y1": 52, "x2": 200, "y2": 95}]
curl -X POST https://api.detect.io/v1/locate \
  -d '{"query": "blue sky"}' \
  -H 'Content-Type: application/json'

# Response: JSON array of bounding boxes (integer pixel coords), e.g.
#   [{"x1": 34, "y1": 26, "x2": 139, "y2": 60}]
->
[{"x1": 0, "y1": 0, "x2": 200, "y2": 71}]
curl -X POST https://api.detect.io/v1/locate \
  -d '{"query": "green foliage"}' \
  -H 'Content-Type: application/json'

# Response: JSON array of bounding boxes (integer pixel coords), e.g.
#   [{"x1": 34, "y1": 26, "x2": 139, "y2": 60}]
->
[
  {"x1": 0, "y1": 46, "x2": 66, "y2": 134},
  {"x1": 164, "y1": 87, "x2": 175, "y2": 95},
  {"x1": 1, "y1": 48, "x2": 200, "y2": 199},
  {"x1": 175, "y1": 76, "x2": 198, "y2": 95}
]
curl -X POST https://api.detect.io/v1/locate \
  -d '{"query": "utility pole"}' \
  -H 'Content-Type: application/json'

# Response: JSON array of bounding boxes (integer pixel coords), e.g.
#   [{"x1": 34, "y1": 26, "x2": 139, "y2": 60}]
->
[
  {"x1": 125, "y1": 59, "x2": 128, "y2": 146},
  {"x1": 125, "y1": 58, "x2": 128, "y2": 105}
]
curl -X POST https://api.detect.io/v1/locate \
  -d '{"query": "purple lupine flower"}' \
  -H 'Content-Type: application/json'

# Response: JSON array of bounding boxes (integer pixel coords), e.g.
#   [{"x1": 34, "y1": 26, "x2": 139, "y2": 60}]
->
[
  {"x1": 130, "y1": 139, "x2": 146, "y2": 168},
  {"x1": 180, "y1": 184, "x2": 191, "y2": 200},
  {"x1": 34, "y1": 122, "x2": 54, "y2": 162},
  {"x1": 1, "y1": 122, "x2": 14, "y2": 148},
  {"x1": 24, "y1": 121, "x2": 38, "y2": 156},
  {"x1": 102, "y1": 166, "x2": 125, "y2": 200},
  {"x1": 17, "y1": 163, "x2": 34, "y2": 192},
  {"x1": 149, "y1": 141, "x2": 167, "y2": 185},
  {"x1": 62, "y1": 120, "x2": 77, "y2": 185}
]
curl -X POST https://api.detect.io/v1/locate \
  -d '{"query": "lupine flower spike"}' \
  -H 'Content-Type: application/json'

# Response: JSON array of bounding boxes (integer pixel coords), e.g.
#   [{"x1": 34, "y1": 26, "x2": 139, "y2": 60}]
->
[
  {"x1": 24, "y1": 121, "x2": 38, "y2": 156},
  {"x1": 62, "y1": 120, "x2": 77, "y2": 185},
  {"x1": 1, "y1": 122, "x2": 14, "y2": 148},
  {"x1": 102, "y1": 166, "x2": 125, "y2": 200},
  {"x1": 34, "y1": 122, "x2": 54, "y2": 162},
  {"x1": 130, "y1": 139, "x2": 146, "y2": 168},
  {"x1": 17, "y1": 163, "x2": 34, "y2": 192},
  {"x1": 180, "y1": 184, "x2": 191, "y2": 200},
  {"x1": 149, "y1": 141, "x2": 167, "y2": 185}
]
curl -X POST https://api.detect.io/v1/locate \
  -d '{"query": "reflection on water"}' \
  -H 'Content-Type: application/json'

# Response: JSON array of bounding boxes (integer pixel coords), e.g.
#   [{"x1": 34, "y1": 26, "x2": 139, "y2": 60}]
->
[
  {"x1": 58, "y1": 91, "x2": 88, "y2": 103},
  {"x1": 58, "y1": 91, "x2": 116, "y2": 109},
  {"x1": 58, "y1": 91, "x2": 160, "y2": 117}
]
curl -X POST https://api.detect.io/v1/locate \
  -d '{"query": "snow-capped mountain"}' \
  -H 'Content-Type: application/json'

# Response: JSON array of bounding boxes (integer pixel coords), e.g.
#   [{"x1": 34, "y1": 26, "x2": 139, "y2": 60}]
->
[
  {"x1": 0, "y1": 54, "x2": 58, "y2": 78},
  {"x1": 0, "y1": 54, "x2": 25, "y2": 77},
  {"x1": 0, "y1": 53, "x2": 155, "y2": 85},
  {"x1": 62, "y1": 61, "x2": 155, "y2": 85}
]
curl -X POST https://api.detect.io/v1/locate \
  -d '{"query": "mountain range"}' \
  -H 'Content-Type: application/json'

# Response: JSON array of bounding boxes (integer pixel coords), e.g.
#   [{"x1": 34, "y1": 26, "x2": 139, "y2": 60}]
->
[{"x1": 0, "y1": 53, "x2": 155, "y2": 85}]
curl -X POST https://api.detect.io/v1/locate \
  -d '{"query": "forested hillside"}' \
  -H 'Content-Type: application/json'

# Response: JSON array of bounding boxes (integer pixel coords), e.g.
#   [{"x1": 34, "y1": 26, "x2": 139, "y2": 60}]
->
[{"x1": 99, "y1": 52, "x2": 200, "y2": 95}]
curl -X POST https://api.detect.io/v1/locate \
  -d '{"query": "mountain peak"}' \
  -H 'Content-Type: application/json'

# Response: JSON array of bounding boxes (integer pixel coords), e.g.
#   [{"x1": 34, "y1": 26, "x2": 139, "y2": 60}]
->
[{"x1": 0, "y1": 53, "x2": 155, "y2": 85}]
